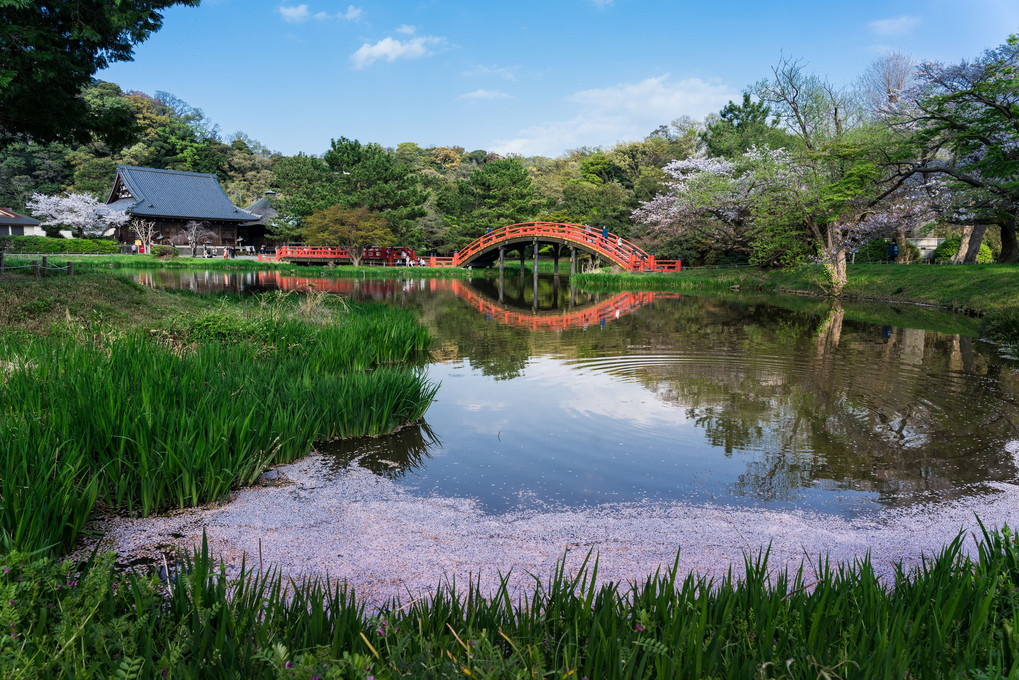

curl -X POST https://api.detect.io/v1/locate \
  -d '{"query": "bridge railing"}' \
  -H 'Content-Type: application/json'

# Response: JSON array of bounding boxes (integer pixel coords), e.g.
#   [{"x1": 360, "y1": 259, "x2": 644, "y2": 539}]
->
[{"x1": 453, "y1": 222, "x2": 652, "y2": 271}]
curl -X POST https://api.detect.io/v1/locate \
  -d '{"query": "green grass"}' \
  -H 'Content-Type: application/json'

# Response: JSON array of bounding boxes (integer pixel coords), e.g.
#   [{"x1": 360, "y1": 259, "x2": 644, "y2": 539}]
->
[
  {"x1": 575, "y1": 263, "x2": 1019, "y2": 343},
  {"x1": 0, "y1": 280, "x2": 435, "y2": 554},
  {"x1": 2, "y1": 525, "x2": 1017, "y2": 679},
  {"x1": 25, "y1": 253, "x2": 481, "y2": 278}
]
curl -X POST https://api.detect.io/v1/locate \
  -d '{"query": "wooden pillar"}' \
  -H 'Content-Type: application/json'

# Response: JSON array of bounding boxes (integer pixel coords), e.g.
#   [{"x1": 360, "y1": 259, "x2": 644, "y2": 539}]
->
[
  {"x1": 33, "y1": 260, "x2": 40, "y2": 279},
  {"x1": 533, "y1": 266, "x2": 539, "y2": 311},
  {"x1": 570, "y1": 247, "x2": 576, "y2": 275},
  {"x1": 553, "y1": 244, "x2": 559, "y2": 276},
  {"x1": 532, "y1": 238, "x2": 538, "y2": 277},
  {"x1": 68, "y1": 262, "x2": 74, "y2": 277},
  {"x1": 499, "y1": 246, "x2": 505, "y2": 275}
]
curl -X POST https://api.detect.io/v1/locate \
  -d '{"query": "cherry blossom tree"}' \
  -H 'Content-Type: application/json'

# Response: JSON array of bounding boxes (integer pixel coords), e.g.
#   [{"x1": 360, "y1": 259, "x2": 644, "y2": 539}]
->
[
  {"x1": 632, "y1": 148, "x2": 803, "y2": 264},
  {"x1": 882, "y1": 34, "x2": 1019, "y2": 262},
  {"x1": 170, "y1": 220, "x2": 217, "y2": 256},
  {"x1": 25, "y1": 192, "x2": 130, "y2": 238}
]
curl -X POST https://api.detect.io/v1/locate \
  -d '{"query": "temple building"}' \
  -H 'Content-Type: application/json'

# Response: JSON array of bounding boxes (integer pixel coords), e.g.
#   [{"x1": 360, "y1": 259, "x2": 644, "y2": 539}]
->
[
  {"x1": 0, "y1": 208, "x2": 44, "y2": 236},
  {"x1": 105, "y1": 165, "x2": 261, "y2": 247}
]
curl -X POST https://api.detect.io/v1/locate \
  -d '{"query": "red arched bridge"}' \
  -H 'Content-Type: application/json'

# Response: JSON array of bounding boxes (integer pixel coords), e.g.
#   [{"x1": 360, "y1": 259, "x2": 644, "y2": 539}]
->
[{"x1": 266, "y1": 222, "x2": 680, "y2": 273}]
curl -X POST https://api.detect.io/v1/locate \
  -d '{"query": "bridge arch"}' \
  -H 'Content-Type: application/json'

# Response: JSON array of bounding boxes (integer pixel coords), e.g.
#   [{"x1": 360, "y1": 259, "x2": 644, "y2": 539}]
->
[{"x1": 451, "y1": 222, "x2": 672, "y2": 272}]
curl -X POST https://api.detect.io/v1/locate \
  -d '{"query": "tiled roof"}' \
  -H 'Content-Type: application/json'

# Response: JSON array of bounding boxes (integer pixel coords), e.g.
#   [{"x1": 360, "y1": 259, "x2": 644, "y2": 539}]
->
[
  {"x1": 0, "y1": 208, "x2": 41, "y2": 226},
  {"x1": 243, "y1": 196, "x2": 278, "y2": 224},
  {"x1": 109, "y1": 166, "x2": 258, "y2": 223}
]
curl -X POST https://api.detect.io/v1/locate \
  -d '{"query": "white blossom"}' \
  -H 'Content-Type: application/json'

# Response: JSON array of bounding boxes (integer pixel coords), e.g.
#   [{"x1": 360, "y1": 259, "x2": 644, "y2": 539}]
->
[{"x1": 26, "y1": 192, "x2": 130, "y2": 238}]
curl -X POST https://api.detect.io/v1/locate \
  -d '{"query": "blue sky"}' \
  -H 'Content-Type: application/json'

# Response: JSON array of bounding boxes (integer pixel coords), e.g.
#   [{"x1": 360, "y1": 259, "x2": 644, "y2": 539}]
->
[{"x1": 98, "y1": 0, "x2": 1019, "y2": 158}]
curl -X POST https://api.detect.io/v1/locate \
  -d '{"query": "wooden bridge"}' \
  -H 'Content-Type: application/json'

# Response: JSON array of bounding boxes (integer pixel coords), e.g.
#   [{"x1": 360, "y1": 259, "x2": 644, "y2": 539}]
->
[
  {"x1": 264, "y1": 222, "x2": 679, "y2": 273},
  {"x1": 428, "y1": 222, "x2": 679, "y2": 273}
]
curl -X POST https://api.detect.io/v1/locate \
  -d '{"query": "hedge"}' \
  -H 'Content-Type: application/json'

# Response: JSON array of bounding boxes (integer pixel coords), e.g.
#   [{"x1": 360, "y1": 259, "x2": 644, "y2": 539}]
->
[{"x1": 0, "y1": 236, "x2": 120, "y2": 254}]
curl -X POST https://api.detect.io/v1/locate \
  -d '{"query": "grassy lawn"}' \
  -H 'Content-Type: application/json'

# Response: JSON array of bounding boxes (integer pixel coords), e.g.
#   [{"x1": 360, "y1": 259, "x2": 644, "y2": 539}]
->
[{"x1": 575, "y1": 263, "x2": 1019, "y2": 313}]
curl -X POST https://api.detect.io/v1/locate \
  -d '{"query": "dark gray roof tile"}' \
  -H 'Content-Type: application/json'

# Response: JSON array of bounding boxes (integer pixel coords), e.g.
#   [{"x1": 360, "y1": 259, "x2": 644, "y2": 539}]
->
[
  {"x1": 0, "y1": 208, "x2": 41, "y2": 226},
  {"x1": 111, "y1": 166, "x2": 258, "y2": 223}
]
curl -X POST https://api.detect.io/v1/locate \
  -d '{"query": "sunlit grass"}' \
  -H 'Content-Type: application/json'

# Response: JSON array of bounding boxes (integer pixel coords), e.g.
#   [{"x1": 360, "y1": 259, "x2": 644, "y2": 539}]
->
[
  {"x1": 2, "y1": 525, "x2": 1017, "y2": 678},
  {"x1": 0, "y1": 293, "x2": 435, "y2": 554}
]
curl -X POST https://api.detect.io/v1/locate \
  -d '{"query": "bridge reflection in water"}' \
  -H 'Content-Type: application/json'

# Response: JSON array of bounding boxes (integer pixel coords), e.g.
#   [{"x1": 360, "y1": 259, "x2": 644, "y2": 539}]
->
[{"x1": 244, "y1": 270, "x2": 677, "y2": 331}]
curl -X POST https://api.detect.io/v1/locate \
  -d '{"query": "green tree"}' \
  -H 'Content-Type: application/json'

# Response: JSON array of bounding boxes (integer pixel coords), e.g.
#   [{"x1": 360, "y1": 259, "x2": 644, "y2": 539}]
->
[
  {"x1": 302, "y1": 205, "x2": 393, "y2": 266},
  {"x1": 323, "y1": 137, "x2": 427, "y2": 245},
  {"x1": 704, "y1": 93, "x2": 791, "y2": 158},
  {"x1": 69, "y1": 157, "x2": 118, "y2": 199},
  {"x1": 0, "y1": 0, "x2": 199, "y2": 147},
  {"x1": 902, "y1": 34, "x2": 1019, "y2": 262},
  {"x1": 270, "y1": 154, "x2": 336, "y2": 220},
  {"x1": 439, "y1": 159, "x2": 544, "y2": 250}
]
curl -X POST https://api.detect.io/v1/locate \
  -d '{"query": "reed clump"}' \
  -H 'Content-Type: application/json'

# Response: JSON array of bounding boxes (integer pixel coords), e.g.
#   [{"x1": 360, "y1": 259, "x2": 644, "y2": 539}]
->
[
  {"x1": 0, "y1": 295, "x2": 435, "y2": 554},
  {"x1": 1, "y1": 526, "x2": 1017, "y2": 679}
]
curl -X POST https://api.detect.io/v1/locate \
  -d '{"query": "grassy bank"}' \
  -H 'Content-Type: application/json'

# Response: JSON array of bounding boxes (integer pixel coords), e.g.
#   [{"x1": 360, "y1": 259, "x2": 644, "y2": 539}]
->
[
  {"x1": 0, "y1": 273, "x2": 435, "y2": 554},
  {"x1": 14, "y1": 253, "x2": 481, "y2": 278},
  {"x1": 575, "y1": 263, "x2": 1019, "y2": 344},
  {"x1": 2, "y1": 527, "x2": 1017, "y2": 679}
]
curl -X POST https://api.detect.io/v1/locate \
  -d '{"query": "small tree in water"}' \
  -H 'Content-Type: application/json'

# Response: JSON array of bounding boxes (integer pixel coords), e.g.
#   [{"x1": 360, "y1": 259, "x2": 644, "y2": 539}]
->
[{"x1": 302, "y1": 205, "x2": 393, "y2": 266}]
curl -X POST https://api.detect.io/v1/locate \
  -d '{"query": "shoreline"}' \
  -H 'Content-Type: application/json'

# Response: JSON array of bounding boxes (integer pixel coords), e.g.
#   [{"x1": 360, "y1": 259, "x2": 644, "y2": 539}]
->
[{"x1": 83, "y1": 447, "x2": 1019, "y2": 611}]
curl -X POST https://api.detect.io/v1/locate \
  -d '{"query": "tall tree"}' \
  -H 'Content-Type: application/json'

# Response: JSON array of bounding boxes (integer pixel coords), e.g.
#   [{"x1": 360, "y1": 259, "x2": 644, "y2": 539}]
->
[
  {"x1": 703, "y1": 94, "x2": 790, "y2": 158},
  {"x1": 0, "y1": 0, "x2": 200, "y2": 147},
  {"x1": 890, "y1": 34, "x2": 1019, "y2": 262},
  {"x1": 439, "y1": 159, "x2": 543, "y2": 250},
  {"x1": 323, "y1": 137, "x2": 427, "y2": 244}
]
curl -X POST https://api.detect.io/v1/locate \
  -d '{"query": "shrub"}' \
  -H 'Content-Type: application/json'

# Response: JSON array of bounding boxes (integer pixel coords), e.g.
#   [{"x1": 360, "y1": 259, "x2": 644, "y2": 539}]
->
[
  {"x1": 0, "y1": 236, "x2": 119, "y2": 254},
  {"x1": 931, "y1": 236, "x2": 993, "y2": 263},
  {"x1": 857, "y1": 238, "x2": 921, "y2": 263},
  {"x1": 149, "y1": 244, "x2": 179, "y2": 258}
]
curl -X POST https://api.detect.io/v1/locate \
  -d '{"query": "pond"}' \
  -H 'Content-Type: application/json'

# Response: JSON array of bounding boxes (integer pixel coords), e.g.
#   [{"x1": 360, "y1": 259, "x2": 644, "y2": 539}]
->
[{"x1": 131, "y1": 268, "x2": 1019, "y2": 519}]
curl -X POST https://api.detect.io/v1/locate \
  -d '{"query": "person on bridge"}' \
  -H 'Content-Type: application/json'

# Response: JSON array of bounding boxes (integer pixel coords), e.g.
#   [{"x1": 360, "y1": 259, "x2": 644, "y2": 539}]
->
[{"x1": 602, "y1": 226, "x2": 608, "y2": 240}]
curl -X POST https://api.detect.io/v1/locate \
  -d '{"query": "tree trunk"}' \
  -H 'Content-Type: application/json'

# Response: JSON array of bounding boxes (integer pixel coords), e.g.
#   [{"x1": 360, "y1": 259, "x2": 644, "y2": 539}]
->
[
  {"x1": 952, "y1": 225, "x2": 973, "y2": 264},
  {"x1": 895, "y1": 227, "x2": 909, "y2": 263},
  {"x1": 349, "y1": 247, "x2": 363, "y2": 267},
  {"x1": 822, "y1": 226, "x2": 847, "y2": 296},
  {"x1": 952, "y1": 224, "x2": 988, "y2": 263},
  {"x1": 999, "y1": 215, "x2": 1018, "y2": 263},
  {"x1": 962, "y1": 223, "x2": 988, "y2": 263}
]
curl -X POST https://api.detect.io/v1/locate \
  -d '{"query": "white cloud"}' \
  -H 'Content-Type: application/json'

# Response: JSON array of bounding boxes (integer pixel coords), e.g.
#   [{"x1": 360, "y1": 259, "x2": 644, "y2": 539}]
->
[
  {"x1": 458, "y1": 89, "x2": 513, "y2": 101},
  {"x1": 395, "y1": 24, "x2": 416, "y2": 35},
  {"x1": 350, "y1": 35, "x2": 445, "y2": 69},
  {"x1": 491, "y1": 74, "x2": 735, "y2": 157},
  {"x1": 280, "y1": 3, "x2": 361, "y2": 23},
  {"x1": 867, "y1": 15, "x2": 921, "y2": 36},
  {"x1": 278, "y1": 4, "x2": 310, "y2": 23},
  {"x1": 463, "y1": 64, "x2": 517, "y2": 81}
]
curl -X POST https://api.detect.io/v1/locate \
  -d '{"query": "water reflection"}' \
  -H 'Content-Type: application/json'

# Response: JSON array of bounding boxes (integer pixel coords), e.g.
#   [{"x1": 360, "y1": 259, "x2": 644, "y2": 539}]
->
[
  {"x1": 318, "y1": 423, "x2": 440, "y2": 480},
  {"x1": 128, "y1": 268, "x2": 1019, "y2": 515}
]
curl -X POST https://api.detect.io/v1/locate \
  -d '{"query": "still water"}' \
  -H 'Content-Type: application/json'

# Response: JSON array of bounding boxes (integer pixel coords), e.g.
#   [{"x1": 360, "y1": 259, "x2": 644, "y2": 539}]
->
[{"x1": 133, "y1": 268, "x2": 1019, "y2": 517}]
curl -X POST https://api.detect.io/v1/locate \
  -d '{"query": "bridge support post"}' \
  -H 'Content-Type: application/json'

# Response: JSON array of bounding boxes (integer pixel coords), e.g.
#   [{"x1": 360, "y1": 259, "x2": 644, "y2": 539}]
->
[
  {"x1": 499, "y1": 246, "x2": 504, "y2": 275},
  {"x1": 553, "y1": 244, "x2": 559, "y2": 276},
  {"x1": 498, "y1": 270, "x2": 504, "y2": 303},
  {"x1": 570, "y1": 247, "x2": 576, "y2": 275}
]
